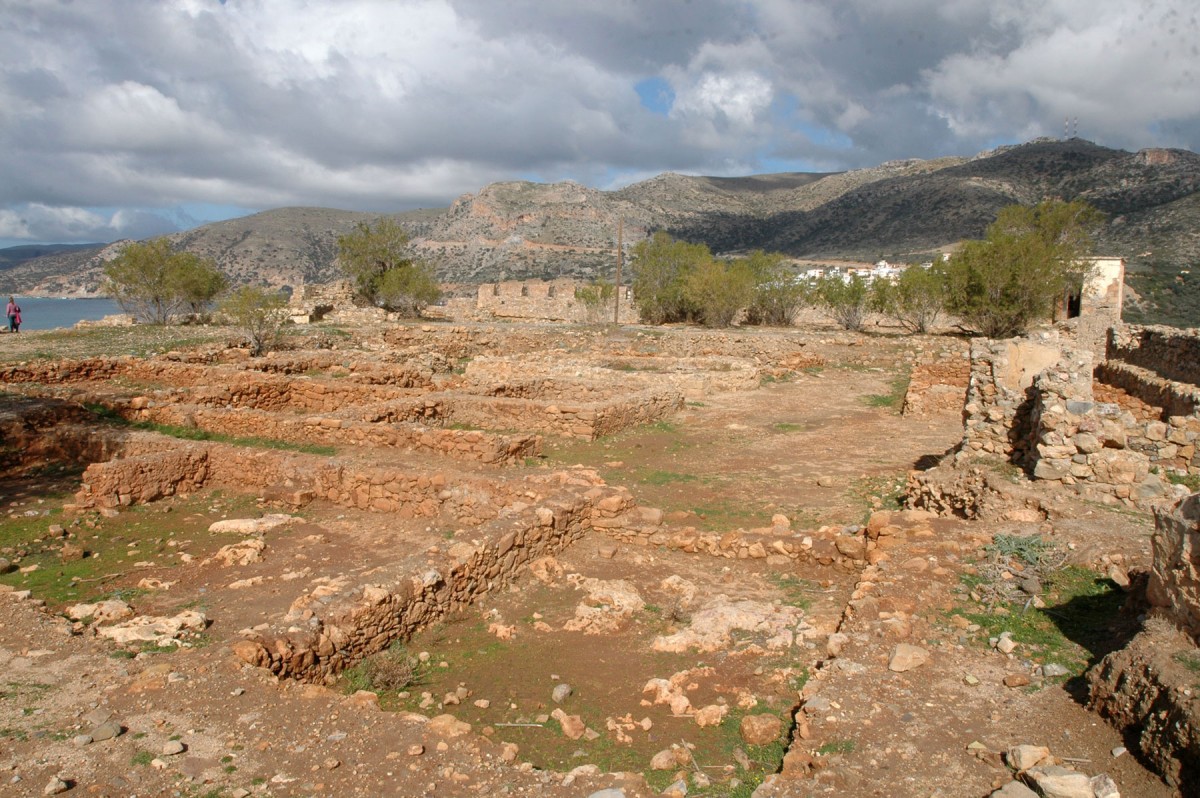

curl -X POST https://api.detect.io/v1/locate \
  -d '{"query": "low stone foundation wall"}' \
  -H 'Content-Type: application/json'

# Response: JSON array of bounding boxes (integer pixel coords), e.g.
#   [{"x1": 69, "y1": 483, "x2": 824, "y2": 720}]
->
[
  {"x1": 902, "y1": 357, "x2": 970, "y2": 416},
  {"x1": 228, "y1": 486, "x2": 878, "y2": 684},
  {"x1": 1095, "y1": 361, "x2": 1200, "y2": 420},
  {"x1": 0, "y1": 353, "x2": 442, "y2": 391},
  {"x1": 231, "y1": 490, "x2": 602, "y2": 682},
  {"x1": 73, "y1": 438, "x2": 523, "y2": 526},
  {"x1": 0, "y1": 399, "x2": 126, "y2": 472},
  {"x1": 1109, "y1": 324, "x2": 1200, "y2": 386},
  {"x1": 122, "y1": 402, "x2": 540, "y2": 465},
  {"x1": 428, "y1": 386, "x2": 683, "y2": 440}
]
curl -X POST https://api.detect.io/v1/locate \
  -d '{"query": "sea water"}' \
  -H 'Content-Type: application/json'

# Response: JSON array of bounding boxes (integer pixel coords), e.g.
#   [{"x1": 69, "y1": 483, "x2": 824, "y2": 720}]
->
[{"x1": 3, "y1": 297, "x2": 124, "y2": 331}]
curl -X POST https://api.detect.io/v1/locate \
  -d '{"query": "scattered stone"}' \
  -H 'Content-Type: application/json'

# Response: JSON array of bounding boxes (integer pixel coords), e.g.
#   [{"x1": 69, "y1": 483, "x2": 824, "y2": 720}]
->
[
  {"x1": 407, "y1": 744, "x2": 425, "y2": 756},
  {"x1": 0, "y1": 557, "x2": 12, "y2": 574},
  {"x1": 1023, "y1": 764, "x2": 1095, "y2": 798},
  {"x1": 662, "y1": 779, "x2": 687, "y2": 798},
  {"x1": 67, "y1": 600, "x2": 133, "y2": 623},
  {"x1": 551, "y1": 708, "x2": 586, "y2": 740},
  {"x1": 426, "y1": 714, "x2": 472, "y2": 738},
  {"x1": 552, "y1": 684, "x2": 573, "y2": 704},
  {"x1": 991, "y1": 781, "x2": 1039, "y2": 798},
  {"x1": 1042, "y1": 663, "x2": 1070, "y2": 678},
  {"x1": 996, "y1": 635, "x2": 1018, "y2": 655},
  {"x1": 89, "y1": 720, "x2": 123, "y2": 741},
  {"x1": 597, "y1": 544, "x2": 618, "y2": 559},
  {"x1": 825, "y1": 632, "x2": 848, "y2": 657},
  {"x1": 816, "y1": 475, "x2": 836, "y2": 487},
  {"x1": 1090, "y1": 773, "x2": 1120, "y2": 798},
  {"x1": 161, "y1": 740, "x2": 186, "y2": 756},
  {"x1": 887, "y1": 643, "x2": 930, "y2": 672},
  {"x1": 42, "y1": 777, "x2": 69, "y2": 795},
  {"x1": 1111, "y1": 746, "x2": 1127, "y2": 759},
  {"x1": 740, "y1": 714, "x2": 783, "y2": 745},
  {"x1": 1003, "y1": 673, "x2": 1032, "y2": 688},
  {"x1": 71, "y1": 735, "x2": 92, "y2": 747},
  {"x1": 964, "y1": 673, "x2": 980, "y2": 686},
  {"x1": 1007, "y1": 744, "x2": 1051, "y2": 771},
  {"x1": 586, "y1": 790, "x2": 626, "y2": 798},
  {"x1": 207, "y1": 514, "x2": 300, "y2": 534},
  {"x1": 693, "y1": 704, "x2": 727, "y2": 727}
]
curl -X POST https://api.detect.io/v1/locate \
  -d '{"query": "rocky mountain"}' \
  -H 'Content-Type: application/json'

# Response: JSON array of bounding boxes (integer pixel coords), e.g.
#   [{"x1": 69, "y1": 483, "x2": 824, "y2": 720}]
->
[{"x1": 4, "y1": 139, "x2": 1198, "y2": 317}]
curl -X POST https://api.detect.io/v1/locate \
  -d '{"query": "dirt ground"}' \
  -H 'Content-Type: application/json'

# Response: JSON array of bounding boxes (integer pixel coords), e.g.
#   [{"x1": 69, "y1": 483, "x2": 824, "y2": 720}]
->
[{"x1": 0, "y1": 320, "x2": 1183, "y2": 797}]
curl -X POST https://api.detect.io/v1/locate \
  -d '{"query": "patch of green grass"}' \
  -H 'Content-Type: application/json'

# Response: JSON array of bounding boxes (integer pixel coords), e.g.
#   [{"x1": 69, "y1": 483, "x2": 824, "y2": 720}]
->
[
  {"x1": 759, "y1": 372, "x2": 795, "y2": 385},
  {"x1": 131, "y1": 750, "x2": 155, "y2": 766},
  {"x1": 771, "y1": 422, "x2": 805, "y2": 433},
  {"x1": 768, "y1": 574, "x2": 816, "y2": 611},
  {"x1": 81, "y1": 405, "x2": 336, "y2": 456},
  {"x1": 817, "y1": 739, "x2": 856, "y2": 756},
  {"x1": 635, "y1": 469, "x2": 699, "y2": 486},
  {"x1": 954, "y1": 566, "x2": 1123, "y2": 677},
  {"x1": 862, "y1": 371, "x2": 911, "y2": 411},
  {"x1": 1167, "y1": 472, "x2": 1200, "y2": 492},
  {"x1": 1173, "y1": 650, "x2": 1200, "y2": 679}
]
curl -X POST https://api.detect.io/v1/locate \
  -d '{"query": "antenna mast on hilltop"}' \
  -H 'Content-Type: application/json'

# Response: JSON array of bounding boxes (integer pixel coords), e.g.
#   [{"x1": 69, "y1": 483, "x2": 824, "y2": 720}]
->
[
  {"x1": 1064, "y1": 117, "x2": 1069, "y2": 140},
  {"x1": 1073, "y1": 117, "x2": 1079, "y2": 138}
]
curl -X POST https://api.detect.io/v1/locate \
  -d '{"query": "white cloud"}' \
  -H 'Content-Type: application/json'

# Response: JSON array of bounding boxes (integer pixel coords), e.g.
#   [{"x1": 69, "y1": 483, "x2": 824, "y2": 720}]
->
[{"x1": 0, "y1": 0, "x2": 1195, "y2": 244}]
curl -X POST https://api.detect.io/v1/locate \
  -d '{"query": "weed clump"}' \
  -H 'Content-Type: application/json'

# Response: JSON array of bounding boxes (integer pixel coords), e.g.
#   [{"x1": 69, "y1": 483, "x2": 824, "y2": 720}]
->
[{"x1": 343, "y1": 645, "x2": 420, "y2": 693}]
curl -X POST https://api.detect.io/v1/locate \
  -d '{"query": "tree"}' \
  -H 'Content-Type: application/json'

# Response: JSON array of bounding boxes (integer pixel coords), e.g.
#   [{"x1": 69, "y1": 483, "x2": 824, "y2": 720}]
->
[
  {"x1": 175, "y1": 254, "x2": 228, "y2": 319},
  {"x1": 742, "y1": 250, "x2": 808, "y2": 326},
  {"x1": 631, "y1": 231, "x2": 709, "y2": 324},
  {"x1": 337, "y1": 218, "x2": 440, "y2": 315},
  {"x1": 682, "y1": 259, "x2": 756, "y2": 327},
  {"x1": 103, "y1": 238, "x2": 225, "y2": 324},
  {"x1": 220, "y1": 285, "x2": 290, "y2": 357},
  {"x1": 943, "y1": 199, "x2": 1104, "y2": 337},
  {"x1": 873, "y1": 263, "x2": 947, "y2": 333},
  {"x1": 814, "y1": 272, "x2": 872, "y2": 331}
]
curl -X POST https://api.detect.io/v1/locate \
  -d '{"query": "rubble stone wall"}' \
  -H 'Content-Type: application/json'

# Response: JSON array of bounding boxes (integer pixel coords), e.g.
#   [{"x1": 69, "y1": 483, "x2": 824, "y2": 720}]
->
[
  {"x1": 73, "y1": 439, "x2": 522, "y2": 526},
  {"x1": 1108, "y1": 324, "x2": 1200, "y2": 386},
  {"x1": 475, "y1": 279, "x2": 638, "y2": 323},
  {"x1": 1147, "y1": 493, "x2": 1200, "y2": 642},
  {"x1": 123, "y1": 403, "x2": 540, "y2": 465},
  {"x1": 961, "y1": 336, "x2": 1066, "y2": 459},
  {"x1": 902, "y1": 358, "x2": 970, "y2": 416},
  {"x1": 431, "y1": 387, "x2": 683, "y2": 440}
]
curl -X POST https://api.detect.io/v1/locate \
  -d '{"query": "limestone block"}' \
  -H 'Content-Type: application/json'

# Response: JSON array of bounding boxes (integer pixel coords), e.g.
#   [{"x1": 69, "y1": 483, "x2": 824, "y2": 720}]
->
[{"x1": 1147, "y1": 493, "x2": 1200, "y2": 643}]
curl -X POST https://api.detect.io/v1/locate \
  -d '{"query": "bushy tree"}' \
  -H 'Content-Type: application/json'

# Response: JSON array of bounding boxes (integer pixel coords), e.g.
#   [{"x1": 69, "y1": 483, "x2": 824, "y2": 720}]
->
[
  {"x1": 631, "y1": 231, "x2": 709, "y2": 324},
  {"x1": 337, "y1": 218, "x2": 440, "y2": 315},
  {"x1": 220, "y1": 285, "x2": 289, "y2": 357},
  {"x1": 814, "y1": 272, "x2": 872, "y2": 331},
  {"x1": 943, "y1": 199, "x2": 1103, "y2": 337},
  {"x1": 103, "y1": 238, "x2": 225, "y2": 324},
  {"x1": 742, "y1": 250, "x2": 808, "y2": 326},
  {"x1": 682, "y1": 259, "x2": 756, "y2": 327},
  {"x1": 873, "y1": 263, "x2": 947, "y2": 333}
]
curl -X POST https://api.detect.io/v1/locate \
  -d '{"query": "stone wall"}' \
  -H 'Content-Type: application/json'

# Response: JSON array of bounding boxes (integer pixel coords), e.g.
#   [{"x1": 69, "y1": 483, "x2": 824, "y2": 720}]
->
[
  {"x1": 1147, "y1": 493, "x2": 1200, "y2": 642},
  {"x1": 902, "y1": 356, "x2": 970, "y2": 416},
  {"x1": 72, "y1": 437, "x2": 523, "y2": 526},
  {"x1": 475, "y1": 279, "x2": 638, "y2": 323},
  {"x1": 428, "y1": 386, "x2": 684, "y2": 440},
  {"x1": 1108, "y1": 324, "x2": 1200, "y2": 386},
  {"x1": 229, "y1": 486, "x2": 877, "y2": 684},
  {"x1": 960, "y1": 335, "x2": 1066, "y2": 459},
  {"x1": 117, "y1": 402, "x2": 540, "y2": 466}
]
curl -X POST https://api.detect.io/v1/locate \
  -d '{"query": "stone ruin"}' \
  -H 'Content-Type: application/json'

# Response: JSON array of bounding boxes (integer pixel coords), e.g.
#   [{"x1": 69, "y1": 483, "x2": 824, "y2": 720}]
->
[
  {"x1": 909, "y1": 323, "x2": 1200, "y2": 516},
  {"x1": 0, "y1": 323, "x2": 860, "y2": 690}
]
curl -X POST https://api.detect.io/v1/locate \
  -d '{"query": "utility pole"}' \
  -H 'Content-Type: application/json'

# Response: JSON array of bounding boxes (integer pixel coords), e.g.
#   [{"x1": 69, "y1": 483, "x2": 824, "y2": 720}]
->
[{"x1": 613, "y1": 218, "x2": 623, "y2": 325}]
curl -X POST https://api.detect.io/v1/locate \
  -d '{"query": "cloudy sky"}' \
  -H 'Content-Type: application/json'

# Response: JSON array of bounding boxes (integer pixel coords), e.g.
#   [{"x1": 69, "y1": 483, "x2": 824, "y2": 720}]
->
[{"x1": 1, "y1": 0, "x2": 1197, "y2": 248}]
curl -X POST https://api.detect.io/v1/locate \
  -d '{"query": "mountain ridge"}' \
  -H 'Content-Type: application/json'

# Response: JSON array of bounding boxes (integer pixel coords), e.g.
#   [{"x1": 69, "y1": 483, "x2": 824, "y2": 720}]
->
[{"x1": 3, "y1": 139, "x2": 1197, "y2": 324}]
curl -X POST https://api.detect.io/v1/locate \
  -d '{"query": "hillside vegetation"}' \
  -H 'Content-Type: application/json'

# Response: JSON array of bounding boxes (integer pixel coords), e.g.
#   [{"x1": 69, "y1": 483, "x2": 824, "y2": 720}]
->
[{"x1": 3, "y1": 138, "x2": 1198, "y2": 324}]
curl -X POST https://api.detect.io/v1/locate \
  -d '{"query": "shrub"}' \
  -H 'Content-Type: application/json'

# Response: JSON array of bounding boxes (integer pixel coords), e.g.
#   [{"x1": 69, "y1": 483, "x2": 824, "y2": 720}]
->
[{"x1": 219, "y1": 285, "x2": 289, "y2": 356}]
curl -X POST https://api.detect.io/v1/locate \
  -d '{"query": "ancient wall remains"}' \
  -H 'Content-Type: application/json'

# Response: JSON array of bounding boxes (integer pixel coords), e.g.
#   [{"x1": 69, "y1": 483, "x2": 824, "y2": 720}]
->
[
  {"x1": 902, "y1": 355, "x2": 970, "y2": 416},
  {"x1": 1108, "y1": 325, "x2": 1200, "y2": 387},
  {"x1": 960, "y1": 335, "x2": 1065, "y2": 459},
  {"x1": 475, "y1": 279, "x2": 638, "y2": 323},
  {"x1": 1147, "y1": 493, "x2": 1200, "y2": 642}
]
